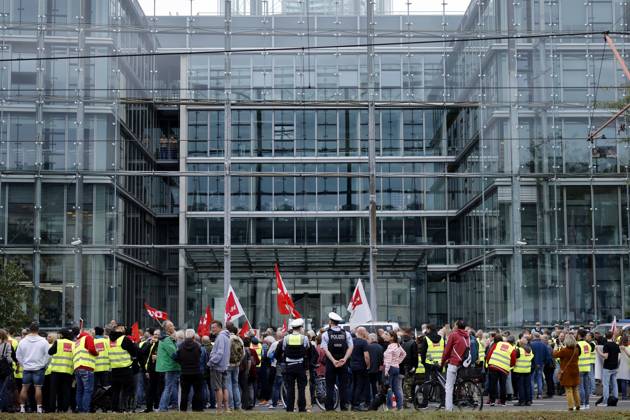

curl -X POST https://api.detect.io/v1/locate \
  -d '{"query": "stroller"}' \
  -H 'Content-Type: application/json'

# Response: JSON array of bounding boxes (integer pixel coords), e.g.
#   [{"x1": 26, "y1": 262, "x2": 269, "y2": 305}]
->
[{"x1": 91, "y1": 385, "x2": 112, "y2": 412}]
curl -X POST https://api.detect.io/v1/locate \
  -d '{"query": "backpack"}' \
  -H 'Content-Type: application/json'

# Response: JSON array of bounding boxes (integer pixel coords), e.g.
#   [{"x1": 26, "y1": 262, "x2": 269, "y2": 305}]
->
[
  {"x1": 0, "y1": 343, "x2": 12, "y2": 379},
  {"x1": 229, "y1": 335, "x2": 244, "y2": 365},
  {"x1": 461, "y1": 336, "x2": 472, "y2": 368}
]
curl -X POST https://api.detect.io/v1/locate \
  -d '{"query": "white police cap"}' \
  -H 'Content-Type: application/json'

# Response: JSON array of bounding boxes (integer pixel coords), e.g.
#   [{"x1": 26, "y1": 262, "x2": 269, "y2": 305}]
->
[
  {"x1": 290, "y1": 318, "x2": 304, "y2": 329},
  {"x1": 328, "y1": 312, "x2": 343, "y2": 322}
]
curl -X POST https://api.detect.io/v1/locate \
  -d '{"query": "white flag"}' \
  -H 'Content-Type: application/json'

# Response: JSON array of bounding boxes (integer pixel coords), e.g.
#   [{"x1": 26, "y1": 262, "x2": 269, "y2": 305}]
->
[
  {"x1": 224, "y1": 285, "x2": 246, "y2": 323},
  {"x1": 347, "y1": 279, "x2": 372, "y2": 327}
]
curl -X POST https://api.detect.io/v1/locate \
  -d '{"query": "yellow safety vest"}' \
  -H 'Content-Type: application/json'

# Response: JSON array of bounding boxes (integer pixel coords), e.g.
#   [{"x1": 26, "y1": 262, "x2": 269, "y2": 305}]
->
[
  {"x1": 513, "y1": 347, "x2": 533, "y2": 374},
  {"x1": 477, "y1": 338, "x2": 485, "y2": 364},
  {"x1": 250, "y1": 343, "x2": 262, "y2": 368},
  {"x1": 425, "y1": 337, "x2": 444, "y2": 365},
  {"x1": 416, "y1": 355, "x2": 425, "y2": 374},
  {"x1": 488, "y1": 342, "x2": 514, "y2": 372},
  {"x1": 73, "y1": 336, "x2": 96, "y2": 371},
  {"x1": 10, "y1": 338, "x2": 22, "y2": 379},
  {"x1": 109, "y1": 336, "x2": 132, "y2": 369},
  {"x1": 577, "y1": 340, "x2": 592, "y2": 373},
  {"x1": 94, "y1": 338, "x2": 111, "y2": 373},
  {"x1": 50, "y1": 338, "x2": 74, "y2": 375}
]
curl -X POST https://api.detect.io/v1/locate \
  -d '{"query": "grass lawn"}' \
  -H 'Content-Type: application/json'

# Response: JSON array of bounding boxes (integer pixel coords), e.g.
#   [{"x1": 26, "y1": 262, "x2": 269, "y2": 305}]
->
[{"x1": 5, "y1": 412, "x2": 629, "y2": 420}]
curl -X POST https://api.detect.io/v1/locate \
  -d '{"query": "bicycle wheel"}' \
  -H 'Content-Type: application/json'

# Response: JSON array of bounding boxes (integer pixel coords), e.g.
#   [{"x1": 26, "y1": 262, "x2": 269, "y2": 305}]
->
[
  {"x1": 416, "y1": 380, "x2": 443, "y2": 410},
  {"x1": 314, "y1": 378, "x2": 327, "y2": 410},
  {"x1": 280, "y1": 384, "x2": 288, "y2": 408},
  {"x1": 455, "y1": 380, "x2": 483, "y2": 411}
]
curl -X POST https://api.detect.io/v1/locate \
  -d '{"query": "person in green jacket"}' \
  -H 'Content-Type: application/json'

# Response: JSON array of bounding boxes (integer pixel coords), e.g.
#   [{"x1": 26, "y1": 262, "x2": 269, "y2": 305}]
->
[{"x1": 156, "y1": 321, "x2": 180, "y2": 411}]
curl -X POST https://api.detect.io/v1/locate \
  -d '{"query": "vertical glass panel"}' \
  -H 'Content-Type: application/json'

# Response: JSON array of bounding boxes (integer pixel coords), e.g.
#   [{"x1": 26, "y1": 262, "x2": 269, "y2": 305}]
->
[
  {"x1": 8, "y1": 113, "x2": 36, "y2": 170},
  {"x1": 295, "y1": 176, "x2": 316, "y2": 211},
  {"x1": 187, "y1": 176, "x2": 208, "y2": 211},
  {"x1": 403, "y1": 109, "x2": 423, "y2": 156},
  {"x1": 7, "y1": 183, "x2": 34, "y2": 244},
  {"x1": 426, "y1": 177, "x2": 446, "y2": 210},
  {"x1": 564, "y1": 186, "x2": 592, "y2": 245},
  {"x1": 295, "y1": 218, "x2": 316, "y2": 245},
  {"x1": 296, "y1": 110, "x2": 315, "y2": 156},
  {"x1": 339, "y1": 217, "x2": 363, "y2": 244},
  {"x1": 274, "y1": 218, "x2": 294, "y2": 245},
  {"x1": 253, "y1": 218, "x2": 273, "y2": 244},
  {"x1": 274, "y1": 176, "x2": 294, "y2": 211},
  {"x1": 232, "y1": 176, "x2": 252, "y2": 211},
  {"x1": 380, "y1": 217, "x2": 403, "y2": 244},
  {"x1": 317, "y1": 218, "x2": 337, "y2": 244},
  {"x1": 596, "y1": 255, "x2": 621, "y2": 323},
  {"x1": 317, "y1": 110, "x2": 337, "y2": 156},
  {"x1": 380, "y1": 109, "x2": 401, "y2": 156},
  {"x1": 253, "y1": 110, "x2": 272, "y2": 157},
  {"x1": 404, "y1": 177, "x2": 423, "y2": 210},
  {"x1": 317, "y1": 177, "x2": 337, "y2": 211},
  {"x1": 208, "y1": 177, "x2": 224, "y2": 211},
  {"x1": 41, "y1": 184, "x2": 65, "y2": 244},
  {"x1": 188, "y1": 111, "x2": 208, "y2": 157},
  {"x1": 565, "y1": 255, "x2": 594, "y2": 322},
  {"x1": 188, "y1": 218, "x2": 207, "y2": 244},
  {"x1": 255, "y1": 177, "x2": 272, "y2": 211},
  {"x1": 232, "y1": 110, "x2": 251, "y2": 157},
  {"x1": 593, "y1": 187, "x2": 619, "y2": 245},
  {"x1": 273, "y1": 111, "x2": 294, "y2": 156},
  {"x1": 378, "y1": 177, "x2": 402, "y2": 211},
  {"x1": 338, "y1": 110, "x2": 360, "y2": 156}
]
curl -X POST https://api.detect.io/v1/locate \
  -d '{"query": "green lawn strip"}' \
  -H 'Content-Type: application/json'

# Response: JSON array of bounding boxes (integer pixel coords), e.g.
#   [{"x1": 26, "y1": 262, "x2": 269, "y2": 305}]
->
[{"x1": 11, "y1": 411, "x2": 630, "y2": 420}]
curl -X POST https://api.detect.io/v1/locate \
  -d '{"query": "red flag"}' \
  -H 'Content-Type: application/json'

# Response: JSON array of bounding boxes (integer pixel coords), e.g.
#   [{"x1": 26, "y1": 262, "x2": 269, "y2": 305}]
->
[
  {"x1": 144, "y1": 302, "x2": 168, "y2": 321},
  {"x1": 225, "y1": 286, "x2": 245, "y2": 323},
  {"x1": 130, "y1": 322, "x2": 140, "y2": 343},
  {"x1": 197, "y1": 305, "x2": 213, "y2": 336},
  {"x1": 281, "y1": 319, "x2": 287, "y2": 334},
  {"x1": 274, "y1": 263, "x2": 301, "y2": 318},
  {"x1": 239, "y1": 320, "x2": 251, "y2": 338}
]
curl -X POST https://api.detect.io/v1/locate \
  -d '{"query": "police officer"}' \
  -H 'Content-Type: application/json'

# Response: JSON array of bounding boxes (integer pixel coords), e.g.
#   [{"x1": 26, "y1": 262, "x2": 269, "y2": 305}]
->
[
  {"x1": 282, "y1": 319, "x2": 310, "y2": 412},
  {"x1": 322, "y1": 312, "x2": 353, "y2": 411}
]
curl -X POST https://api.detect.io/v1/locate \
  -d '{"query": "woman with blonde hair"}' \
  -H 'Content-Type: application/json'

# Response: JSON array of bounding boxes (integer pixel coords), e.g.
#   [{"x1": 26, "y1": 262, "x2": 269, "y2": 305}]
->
[{"x1": 553, "y1": 334, "x2": 581, "y2": 411}]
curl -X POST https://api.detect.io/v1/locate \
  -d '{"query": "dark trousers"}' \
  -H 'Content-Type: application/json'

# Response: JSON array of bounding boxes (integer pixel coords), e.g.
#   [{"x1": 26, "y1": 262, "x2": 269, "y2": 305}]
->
[
  {"x1": 368, "y1": 371, "x2": 382, "y2": 403},
  {"x1": 543, "y1": 364, "x2": 556, "y2": 396},
  {"x1": 325, "y1": 361, "x2": 349, "y2": 410},
  {"x1": 179, "y1": 373, "x2": 203, "y2": 412},
  {"x1": 94, "y1": 371, "x2": 110, "y2": 388},
  {"x1": 49, "y1": 372, "x2": 73, "y2": 412},
  {"x1": 284, "y1": 364, "x2": 307, "y2": 412},
  {"x1": 351, "y1": 370, "x2": 369, "y2": 407},
  {"x1": 110, "y1": 369, "x2": 134, "y2": 412},
  {"x1": 145, "y1": 372, "x2": 163, "y2": 411},
  {"x1": 488, "y1": 369, "x2": 507, "y2": 403},
  {"x1": 514, "y1": 372, "x2": 532, "y2": 403}
]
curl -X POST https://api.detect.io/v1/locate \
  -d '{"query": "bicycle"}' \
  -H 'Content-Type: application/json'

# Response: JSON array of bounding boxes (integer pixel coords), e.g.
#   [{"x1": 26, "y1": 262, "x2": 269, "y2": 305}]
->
[
  {"x1": 414, "y1": 366, "x2": 483, "y2": 411},
  {"x1": 281, "y1": 375, "x2": 339, "y2": 410}
]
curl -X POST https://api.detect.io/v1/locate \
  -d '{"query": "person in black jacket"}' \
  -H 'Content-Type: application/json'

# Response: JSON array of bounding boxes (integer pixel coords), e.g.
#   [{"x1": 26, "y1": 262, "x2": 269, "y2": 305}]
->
[
  {"x1": 174, "y1": 329, "x2": 203, "y2": 412},
  {"x1": 400, "y1": 328, "x2": 418, "y2": 408},
  {"x1": 139, "y1": 329, "x2": 162, "y2": 413},
  {"x1": 109, "y1": 325, "x2": 138, "y2": 413}
]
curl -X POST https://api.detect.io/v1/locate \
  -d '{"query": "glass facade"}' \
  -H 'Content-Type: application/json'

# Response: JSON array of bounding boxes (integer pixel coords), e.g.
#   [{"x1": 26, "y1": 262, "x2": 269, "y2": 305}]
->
[{"x1": 2, "y1": 0, "x2": 629, "y2": 329}]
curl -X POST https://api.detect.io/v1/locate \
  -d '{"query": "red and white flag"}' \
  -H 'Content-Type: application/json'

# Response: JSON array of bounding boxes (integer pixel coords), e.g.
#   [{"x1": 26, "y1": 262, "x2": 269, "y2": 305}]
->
[
  {"x1": 130, "y1": 322, "x2": 140, "y2": 343},
  {"x1": 239, "y1": 319, "x2": 251, "y2": 338},
  {"x1": 225, "y1": 286, "x2": 245, "y2": 323},
  {"x1": 275, "y1": 263, "x2": 301, "y2": 319},
  {"x1": 144, "y1": 302, "x2": 169, "y2": 321},
  {"x1": 281, "y1": 319, "x2": 288, "y2": 334},
  {"x1": 197, "y1": 305, "x2": 213, "y2": 337},
  {"x1": 347, "y1": 279, "x2": 372, "y2": 327}
]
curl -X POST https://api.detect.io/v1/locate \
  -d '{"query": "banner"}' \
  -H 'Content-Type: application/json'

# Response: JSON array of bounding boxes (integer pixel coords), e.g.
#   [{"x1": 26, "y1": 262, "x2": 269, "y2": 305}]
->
[
  {"x1": 347, "y1": 279, "x2": 372, "y2": 327},
  {"x1": 274, "y1": 263, "x2": 301, "y2": 318},
  {"x1": 225, "y1": 286, "x2": 245, "y2": 323},
  {"x1": 144, "y1": 302, "x2": 168, "y2": 321},
  {"x1": 197, "y1": 305, "x2": 213, "y2": 337}
]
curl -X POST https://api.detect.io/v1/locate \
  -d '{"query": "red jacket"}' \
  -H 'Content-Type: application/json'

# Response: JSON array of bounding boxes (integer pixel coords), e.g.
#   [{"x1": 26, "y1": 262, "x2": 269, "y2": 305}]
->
[
  {"x1": 485, "y1": 341, "x2": 517, "y2": 375},
  {"x1": 441, "y1": 329, "x2": 470, "y2": 367}
]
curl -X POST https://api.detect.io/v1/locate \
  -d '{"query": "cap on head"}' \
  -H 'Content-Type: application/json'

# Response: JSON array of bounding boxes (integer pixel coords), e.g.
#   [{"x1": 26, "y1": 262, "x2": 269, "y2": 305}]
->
[
  {"x1": 328, "y1": 312, "x2": 343, "y2": 323},
  {"x1": 290, "y1": 318, "x2": 305, "y2": 329}
]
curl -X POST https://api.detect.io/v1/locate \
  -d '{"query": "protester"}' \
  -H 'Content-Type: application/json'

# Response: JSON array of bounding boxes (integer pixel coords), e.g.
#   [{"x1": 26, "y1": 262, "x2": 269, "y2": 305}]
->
[
  {"x1": 441, "y1": 319, "x2": 470, "y2": 411},
  {"x1": 350, "y1": 326, "x2": 370, "y2": 411},
  {"x1": 366, "y1": 333, "x2": 384, "y2": 404},
  {"x1": 513, "y1": 336, "x2": 533, "y2": 406},
  {"x1": 72, "y1": 326, "x2": 99, "y2": 413},
  {"x1": 156, "y1": 321, "x2": 180, "y2": 412},
  {"x1": 553, "y1": 334, "x2": 580, "y2": 411},
  {"x1": 15, "y1": 322, "x2": 49, "y2": 413},
  {"x1": 139, "y1": 329, "x2": 162, "y2": 412},
  {"x1": 399, "y1": 328, "x2": 417, "y2": 408},
  {"x1": 383, "y1": 331, "x2": 406, "y2": 410},
  {"x1": 225, "y1": 322, "x2": 243, "y2": 410},
  {"x1": 108, "y1": 324, "x2": 136, "y2": 413},
  {"x1": 175, "y1": 329, "x2": 203, "y2": 411},
  {"x1": 208, "y1": 320, "x2": 230, "y2": 413},
  {"x1": 485, "y1": 334, "x2": 516, "y2": 406},
  {"x1": 596, "y1": 331, "x2": 620, "y2": 407}
]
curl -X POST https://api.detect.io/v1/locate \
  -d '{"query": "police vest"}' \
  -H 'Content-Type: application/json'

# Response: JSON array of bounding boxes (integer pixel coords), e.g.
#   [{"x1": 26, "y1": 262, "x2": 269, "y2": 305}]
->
[
  {"x1": 488, "y1": 342, "x2": 514, "y2": 372},
  {"x1": 94, "y1": 337, "x2": 111, "y2": 373},
  {"x1": 50, "y1": 338, "x2": 74, "y2": 375},
  {"x1": 513, "y1": 347, "x2": 533, "y2": 373},
  {"x1": 73, "y1": 336, "x2": 96, "y2": 371},
  {"x1": 425, "y1": 337, "x2": 444, "y2": 365},
  {"x1": 284, "y1": 334, "x2": 306, "y2": 363},
  {"x1": 250, "y1": 343, "x2": 262, "y2": 368},
  {"x1": 416, "y1": 355, "x2": 425, "y2": 374},
  {"x1": 577, "y1": 340, "x2": 592, "y2": 373},
  {"x1": 10, "y1": 338, "x2": 22, "y2": 379},
  {"x1": 109, "y1": 336, "x2": 132, "y2": 369},
  {"x1": 477, "y1": 338, "x2": 485, "y2": 363},
  {"x1": 327, "y1": 329, "x2": 348, "y2": 360}
]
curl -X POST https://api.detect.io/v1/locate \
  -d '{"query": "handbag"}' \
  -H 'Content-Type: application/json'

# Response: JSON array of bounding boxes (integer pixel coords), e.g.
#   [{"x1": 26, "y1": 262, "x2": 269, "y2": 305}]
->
[{"x1": 557, "y1": 347, "x2": 578, "y2": 383}]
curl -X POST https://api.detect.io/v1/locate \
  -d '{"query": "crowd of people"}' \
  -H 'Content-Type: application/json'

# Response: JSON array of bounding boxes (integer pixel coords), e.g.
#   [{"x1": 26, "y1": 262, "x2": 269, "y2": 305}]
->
[{"x1": 0, "y1": 314, "x2": 628, "y2": 413}]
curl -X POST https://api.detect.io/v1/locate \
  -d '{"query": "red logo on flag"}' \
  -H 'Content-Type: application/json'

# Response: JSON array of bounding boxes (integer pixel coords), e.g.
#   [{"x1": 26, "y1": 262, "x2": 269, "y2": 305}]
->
[
  {"x1": 144, "y1": 302, "x2": 168, "y2": 321},
  {"x1": 350, "y1": 287, "x2": 363, "y2": 311}
]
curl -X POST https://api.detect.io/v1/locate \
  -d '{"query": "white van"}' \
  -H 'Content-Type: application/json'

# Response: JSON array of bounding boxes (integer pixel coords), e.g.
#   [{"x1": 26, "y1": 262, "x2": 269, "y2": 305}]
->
[{"x1": 339, "y1": 322, "x2": 400, "y2": 333}]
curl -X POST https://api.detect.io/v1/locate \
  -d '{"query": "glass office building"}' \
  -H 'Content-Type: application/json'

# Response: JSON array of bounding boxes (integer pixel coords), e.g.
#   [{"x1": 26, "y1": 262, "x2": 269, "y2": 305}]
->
[{"x1": 1, "y1": 0, "x2": 629, "y2": 329}]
